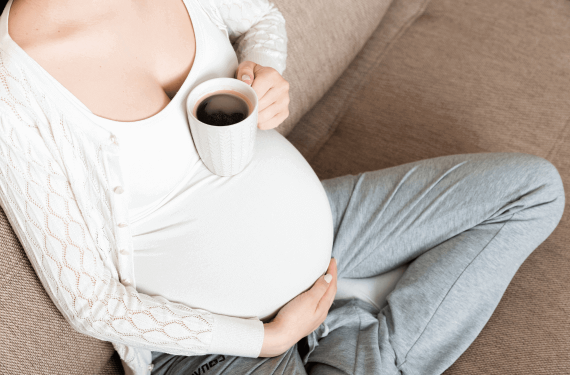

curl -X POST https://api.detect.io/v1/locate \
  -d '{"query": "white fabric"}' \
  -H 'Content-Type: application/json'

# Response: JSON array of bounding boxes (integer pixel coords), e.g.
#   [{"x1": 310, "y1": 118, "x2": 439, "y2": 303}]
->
[
  {"x1": 90, "y1": 0, "x2": 333, "y2": 325},
  {"x1": 0, "y1": 0, "x2": 290, "y2": 374}
]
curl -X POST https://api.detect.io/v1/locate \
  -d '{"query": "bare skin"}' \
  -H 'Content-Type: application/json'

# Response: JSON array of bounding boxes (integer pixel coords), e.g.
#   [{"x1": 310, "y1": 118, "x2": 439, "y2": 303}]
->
[
  {"x1": 9, "y1": 0, "x2": 322, "y2": 357},
  {"x1": 9, "y1": 0, "x2": 197, "y2": 122},
  {"x1": 9, "y1": 0, "x2": 290, "y2": 128}
]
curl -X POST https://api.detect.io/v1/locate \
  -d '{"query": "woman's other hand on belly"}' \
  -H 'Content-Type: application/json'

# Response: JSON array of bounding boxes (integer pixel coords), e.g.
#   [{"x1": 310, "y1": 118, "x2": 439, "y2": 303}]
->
[
  {"x1": 235, "y1": 61, "x2": 290, "y2": 130},
  {"x1": 258, "y1": 258, "x2": 338, "y2": 358}
]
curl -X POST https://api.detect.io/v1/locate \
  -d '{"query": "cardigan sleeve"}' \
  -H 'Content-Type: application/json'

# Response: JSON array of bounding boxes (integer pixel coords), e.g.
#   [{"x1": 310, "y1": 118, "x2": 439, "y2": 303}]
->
[
  {"x1": 211, "y1": 0, "x2": 288, "y2": 75},
  {"x1": 0, "y1": 111, "x2": 264, "y2": 359}
]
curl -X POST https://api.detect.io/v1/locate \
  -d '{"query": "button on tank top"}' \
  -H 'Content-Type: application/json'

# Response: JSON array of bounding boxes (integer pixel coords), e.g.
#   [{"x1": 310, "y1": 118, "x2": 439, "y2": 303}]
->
[{"x1": 73, "y1": 0, "x2": 334, "y2": 321}]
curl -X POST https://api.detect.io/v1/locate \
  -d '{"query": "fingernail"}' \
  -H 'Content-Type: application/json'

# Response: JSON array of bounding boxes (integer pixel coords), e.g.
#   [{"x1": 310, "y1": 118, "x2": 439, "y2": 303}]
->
[
  {"x1": 324, "y1": 274, "x2": 332, "y2": 283},
  {"x1": 241, "y1": 74, "x2": 251, "y2": 82}
]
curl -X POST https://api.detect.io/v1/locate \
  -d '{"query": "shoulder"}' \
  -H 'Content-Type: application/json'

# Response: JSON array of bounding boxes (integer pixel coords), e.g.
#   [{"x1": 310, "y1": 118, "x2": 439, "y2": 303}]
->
[
  {"x1": 7, "y1": 0, "x2": 80, "y2": 51},
  {"x1": 0, "y1": 48, "x2": 55, "y2": 139},
  {"x1": 0, "y1": 47, "x2": 46, "y2": 112},
  {"x1": 6, "y1": 0, "x2": 40, "y2": 50},
  {"x1": 190, "y1": 0, "x2": 229, "y2": 37},
  {"x1": 1, "y1": 2, "x2": 77, "y2": 106},
  {"x1": 0, "y1": 49, "x2": 33, "y2": 108},
  {"x1": 193, "y1": 0, "x2": 224, "y2": 20}
]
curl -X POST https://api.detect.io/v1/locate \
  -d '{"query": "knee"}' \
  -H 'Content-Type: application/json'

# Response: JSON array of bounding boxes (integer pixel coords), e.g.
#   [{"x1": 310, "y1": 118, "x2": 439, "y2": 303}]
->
[
  {"x1": 516, "y1": 153, "x2": 565, "y2": 218},
  {"x1": 521, "y1": 153, "x2": 564, "y2": 195}
]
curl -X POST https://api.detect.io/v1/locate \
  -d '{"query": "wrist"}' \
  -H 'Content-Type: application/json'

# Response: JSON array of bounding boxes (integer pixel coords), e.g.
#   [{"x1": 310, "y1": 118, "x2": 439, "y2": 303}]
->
[{"x1": 261, "y1": 322, "x2": 290, "y2": 356}]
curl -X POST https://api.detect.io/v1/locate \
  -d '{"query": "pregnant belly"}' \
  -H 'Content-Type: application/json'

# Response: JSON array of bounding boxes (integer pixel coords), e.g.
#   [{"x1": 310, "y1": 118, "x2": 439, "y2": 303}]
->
[{"x1": 131, "y1": 129, "x2": 334, "y2": 321}]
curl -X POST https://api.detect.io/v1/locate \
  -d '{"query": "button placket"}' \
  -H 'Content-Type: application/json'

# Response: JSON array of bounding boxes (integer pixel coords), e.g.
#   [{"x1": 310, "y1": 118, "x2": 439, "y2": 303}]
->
[
  {"x1": 105, "y1": 133, "x2": 134, "y2": 284},
  {"x1": 107, "y1": 143, "x2": 129, "y2": 231}
]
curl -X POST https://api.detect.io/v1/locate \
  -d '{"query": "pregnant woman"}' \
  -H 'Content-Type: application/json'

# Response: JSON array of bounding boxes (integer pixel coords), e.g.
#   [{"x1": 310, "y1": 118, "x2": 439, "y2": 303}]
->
[{"x1": 0, "y1": 0, "x2": 564, "y2": 374}]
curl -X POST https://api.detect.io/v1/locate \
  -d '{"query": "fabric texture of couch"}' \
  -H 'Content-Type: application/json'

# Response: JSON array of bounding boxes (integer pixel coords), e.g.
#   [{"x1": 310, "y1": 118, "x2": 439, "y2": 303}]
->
[{"x1": 2, "y1": 0, "x2": 569, "y2": 373}]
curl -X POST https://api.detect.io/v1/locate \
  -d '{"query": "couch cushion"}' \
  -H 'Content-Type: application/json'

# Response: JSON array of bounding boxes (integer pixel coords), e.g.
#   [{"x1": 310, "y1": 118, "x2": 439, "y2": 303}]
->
[
  {"x1": 287, "y1": 0, "x2": 570, "y2": 373},
  {"x1": 273, "y1": 0, "x2": 397, "y2": 136},
  {"x1": 286, "y1": 0, "x2": 431, "y2": 158}
]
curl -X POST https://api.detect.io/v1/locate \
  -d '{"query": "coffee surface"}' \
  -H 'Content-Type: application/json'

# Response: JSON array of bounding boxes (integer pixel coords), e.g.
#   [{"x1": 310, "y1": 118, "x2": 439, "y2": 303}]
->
[{"x1": 196, "y1": 93, "x2": 249, "y2": 125}]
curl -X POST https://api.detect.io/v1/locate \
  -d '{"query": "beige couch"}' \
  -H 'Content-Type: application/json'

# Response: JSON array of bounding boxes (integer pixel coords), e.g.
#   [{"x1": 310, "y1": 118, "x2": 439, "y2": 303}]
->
[{"x1": 2, "y1": 0, "x2": 569, "y2": 373}]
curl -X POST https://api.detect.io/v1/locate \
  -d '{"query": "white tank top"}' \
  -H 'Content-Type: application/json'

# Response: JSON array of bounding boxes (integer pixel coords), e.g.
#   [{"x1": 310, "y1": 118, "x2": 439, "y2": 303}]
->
[{"x1": 85, "y1": 0, "x2": 333, "y2": 322}]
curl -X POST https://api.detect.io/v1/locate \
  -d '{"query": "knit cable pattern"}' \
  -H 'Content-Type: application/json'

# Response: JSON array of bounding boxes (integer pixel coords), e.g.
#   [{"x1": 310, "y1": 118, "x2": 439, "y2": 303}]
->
[
  {"x1": 214, "y1": 0, "x2": 288, "y2": 75},
  {"x1": 0, "y1": 54, "x2": 218, "y2": 370}
]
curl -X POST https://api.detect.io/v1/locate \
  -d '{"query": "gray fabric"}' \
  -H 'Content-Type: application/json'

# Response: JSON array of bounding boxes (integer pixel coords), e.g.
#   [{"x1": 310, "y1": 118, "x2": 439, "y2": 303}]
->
[{"x1": 149, "y1": 152, "x2": 565, "y2": 375}]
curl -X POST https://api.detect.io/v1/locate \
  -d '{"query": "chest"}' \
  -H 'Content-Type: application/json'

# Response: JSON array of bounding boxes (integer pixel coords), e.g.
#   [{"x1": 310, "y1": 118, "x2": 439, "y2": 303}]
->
[{"x1": 9, "y1": 0, "x2": 197, "y2": 122}]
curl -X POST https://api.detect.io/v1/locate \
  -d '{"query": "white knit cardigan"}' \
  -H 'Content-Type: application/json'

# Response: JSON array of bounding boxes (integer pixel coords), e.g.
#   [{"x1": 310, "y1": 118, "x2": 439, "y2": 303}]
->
[{"x1": 0, "y1": 0, "x2": 287, "y2": 374}]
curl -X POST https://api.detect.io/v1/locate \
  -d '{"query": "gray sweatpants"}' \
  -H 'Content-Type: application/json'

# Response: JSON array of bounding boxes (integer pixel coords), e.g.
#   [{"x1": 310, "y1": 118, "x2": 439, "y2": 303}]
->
[{"x1": 150, "y1": 152, "x2": 565, "y2": 375}]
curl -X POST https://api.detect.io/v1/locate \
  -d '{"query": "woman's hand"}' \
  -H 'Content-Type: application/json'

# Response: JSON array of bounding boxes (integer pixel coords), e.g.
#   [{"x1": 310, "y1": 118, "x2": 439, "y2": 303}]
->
[
  {"x1": 259, "y1": 257, "x2": 338, "y2": 357},
  {"x1": 234, "y1": 61, "x2": 290, "y2": 130}
]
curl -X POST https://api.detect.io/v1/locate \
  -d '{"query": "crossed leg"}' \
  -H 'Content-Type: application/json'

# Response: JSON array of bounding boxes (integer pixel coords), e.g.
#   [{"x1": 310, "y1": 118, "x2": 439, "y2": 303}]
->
[
  {"x1": 305, "y1": 152, "x2": 565, "y2": 374},
  {"x1": 151, "y1": 152, "x2": 565, "y2": 375}
]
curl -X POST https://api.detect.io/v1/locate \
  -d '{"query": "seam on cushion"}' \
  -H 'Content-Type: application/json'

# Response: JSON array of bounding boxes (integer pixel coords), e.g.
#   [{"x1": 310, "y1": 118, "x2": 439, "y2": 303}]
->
[
  {"x1": 396, "y1": 211, "x2": 517, "y2": 370},
  {"x1": 305, "y1": 0, "x2": 433, "y2": 163}
]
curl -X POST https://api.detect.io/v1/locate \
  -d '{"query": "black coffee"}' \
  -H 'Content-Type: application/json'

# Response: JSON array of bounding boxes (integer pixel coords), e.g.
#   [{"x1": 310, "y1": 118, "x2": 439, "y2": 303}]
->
[{"x1": 196, "y1": 93, "x2": 250, "y2": 126}]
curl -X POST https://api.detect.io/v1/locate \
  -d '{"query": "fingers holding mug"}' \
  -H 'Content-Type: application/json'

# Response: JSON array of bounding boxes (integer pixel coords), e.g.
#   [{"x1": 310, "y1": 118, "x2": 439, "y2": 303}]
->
[
  {"x1": 235, "y1": 62, "x2": 290, "y2": 130},
  {"x1": 258, "y1": 95, "x2": 290, "y2": 131}
]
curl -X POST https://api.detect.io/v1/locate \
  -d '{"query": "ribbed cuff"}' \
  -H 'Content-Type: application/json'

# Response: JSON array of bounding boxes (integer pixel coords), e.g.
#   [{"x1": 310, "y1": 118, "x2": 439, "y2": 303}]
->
[
  {"x1": 208, "y1": 313, "x2": 265, "y2": 358},
  {"x1": 241, "y1": 50, "x2": 286, "y2": 76}
]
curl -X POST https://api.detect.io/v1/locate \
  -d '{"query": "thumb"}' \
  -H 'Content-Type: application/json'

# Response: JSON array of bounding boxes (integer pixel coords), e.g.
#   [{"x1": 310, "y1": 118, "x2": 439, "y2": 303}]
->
[
  {"x1": 307, "y1": 258, "x2": 335, "y2": 301},
  {"x1": 307, "y1": 273, "x2": 332, "y2": 302},
  {"x1": 236, "y1": 61, "x2": 256, "y2": 86}
]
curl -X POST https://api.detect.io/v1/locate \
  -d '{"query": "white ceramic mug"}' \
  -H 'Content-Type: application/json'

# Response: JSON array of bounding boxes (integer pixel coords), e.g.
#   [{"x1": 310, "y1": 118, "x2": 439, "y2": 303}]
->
[{"x1": 186, "y1": 78, "x2": 259, "y2": 177}]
